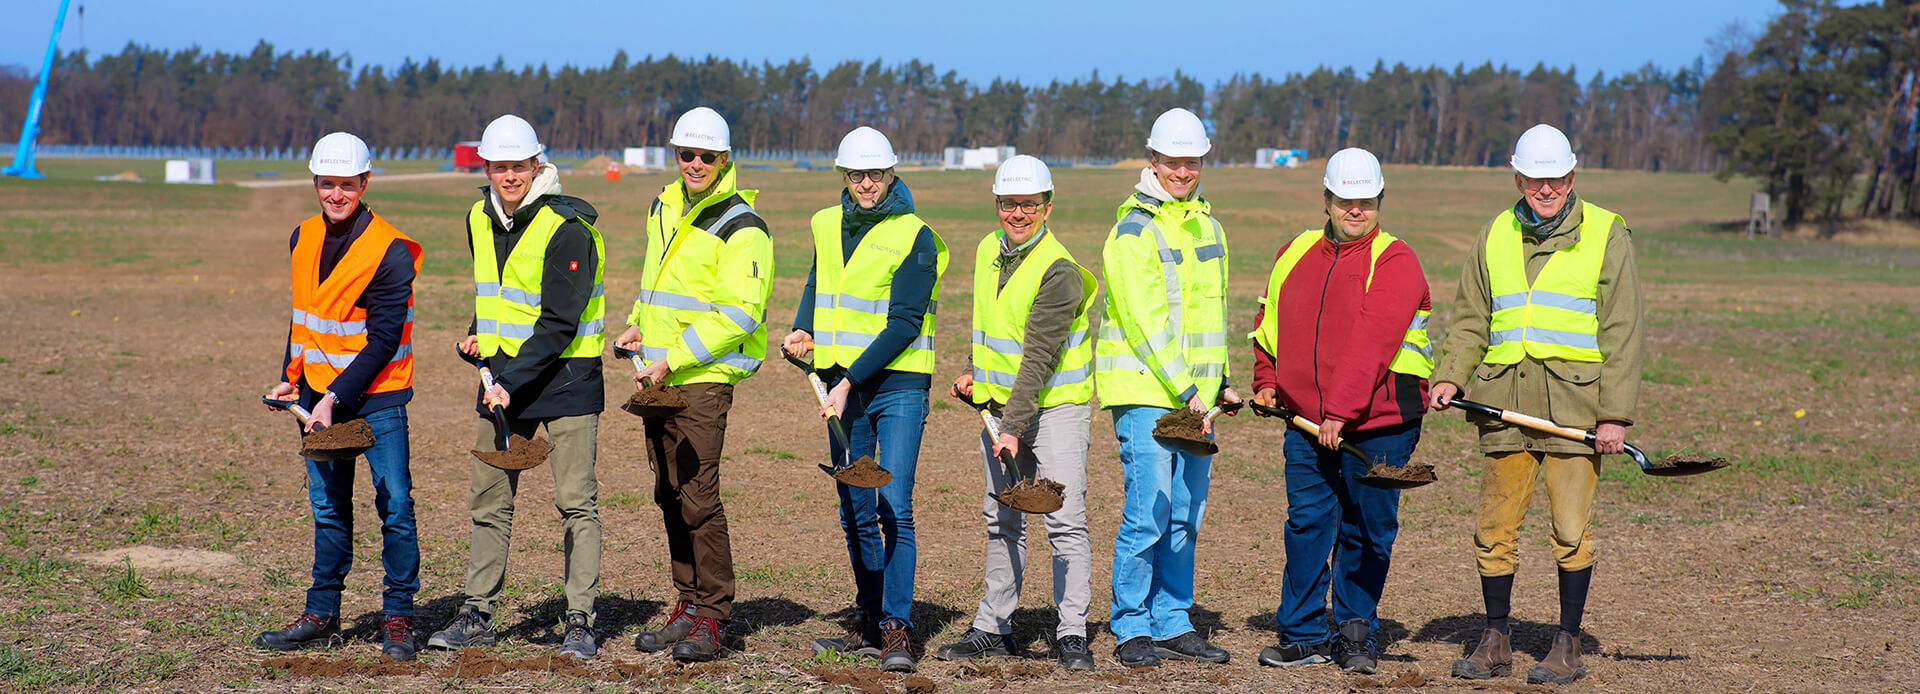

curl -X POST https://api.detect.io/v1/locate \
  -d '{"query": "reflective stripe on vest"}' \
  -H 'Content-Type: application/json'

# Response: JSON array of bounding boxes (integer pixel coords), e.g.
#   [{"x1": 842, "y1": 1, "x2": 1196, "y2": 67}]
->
[
  {"x1": 808, "y1": 206, "x2": 949, "y2": 374},
  {"x1": 469, "y1": 201, "x2": 607, "y2": 359},
  {"x1": 285, "y1": 211, "x2": 422, "y2": 394},
  {"x1": 969, "y1": 228, "x2": 1097, "y2": 408},
  {"x1": 1251, "y1": 228, "x2": 1433, "y2": 378},
  {"x1": 1483, "y1": 201, "x2": 1617, "y2": 364}
]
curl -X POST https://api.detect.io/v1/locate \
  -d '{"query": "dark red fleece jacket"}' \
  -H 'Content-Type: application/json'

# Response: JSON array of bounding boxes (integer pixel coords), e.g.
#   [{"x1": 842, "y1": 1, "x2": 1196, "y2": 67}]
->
[{"x1": 1250, "y1": 225, "x2": 1431, "y2": 431}]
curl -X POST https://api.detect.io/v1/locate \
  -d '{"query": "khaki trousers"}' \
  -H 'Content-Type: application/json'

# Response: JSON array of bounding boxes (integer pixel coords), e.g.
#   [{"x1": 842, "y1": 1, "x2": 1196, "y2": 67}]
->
[
  {"x1": 1474, "y1": 450, "x2": 1600, "y2": 576},
  {"x1": 462, "y1": 413, "x2": 601, "y2": 623}
]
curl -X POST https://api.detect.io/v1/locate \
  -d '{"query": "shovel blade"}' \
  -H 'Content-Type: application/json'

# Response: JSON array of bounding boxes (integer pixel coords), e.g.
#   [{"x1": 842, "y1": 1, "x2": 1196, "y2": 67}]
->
[
  {"x1": 1153, "y1": 433, "x2": 1219, "y2": 457},
  {"x1": 1641, "y1": 456, "x2": 1730, "y2": 477},
  {"x1": 473, "y1": 434, "x2": 552, "y2": 470}
]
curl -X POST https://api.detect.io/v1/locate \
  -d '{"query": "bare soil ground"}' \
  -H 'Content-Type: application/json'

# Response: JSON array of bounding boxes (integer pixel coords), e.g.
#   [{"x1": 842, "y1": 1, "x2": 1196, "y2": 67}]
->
[{"x1": 0, "y1": 165, "x2": 1916, "y2": 693}]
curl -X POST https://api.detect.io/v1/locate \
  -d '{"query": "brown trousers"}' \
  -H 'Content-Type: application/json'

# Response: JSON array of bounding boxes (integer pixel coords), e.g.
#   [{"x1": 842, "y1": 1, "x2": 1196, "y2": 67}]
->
[{"x1": 643, "y1": 382, "x2": 736, "y2": 620}]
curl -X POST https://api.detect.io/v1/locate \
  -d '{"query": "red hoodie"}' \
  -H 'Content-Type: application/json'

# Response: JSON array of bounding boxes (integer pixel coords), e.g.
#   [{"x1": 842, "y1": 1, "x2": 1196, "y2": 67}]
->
[{"x1": 1250, "y1": 225, "x2": 1430, "y2": 431}]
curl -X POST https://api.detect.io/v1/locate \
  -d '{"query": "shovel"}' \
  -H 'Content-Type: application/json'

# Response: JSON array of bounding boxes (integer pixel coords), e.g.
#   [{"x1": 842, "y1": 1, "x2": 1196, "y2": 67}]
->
[
  {"x1": 952, "y1": 389, "x2": 1065, "y2": 514},
  {"x1": 1248, "y1": 401, "x2": 1434, "y2": 489},
  {"x1": 1445, "y1": 399, "x2": 1728, "y2": 477},
  {"x1": 782, "y1": 347, "x2": 890, "y2": 488},
  {"x1": 262, "y1": 396, "x2": 375, "y2": 461},
  {"x1": 1151, "y1": 401, "x2": 1243, "y2": 456},
  {"x1": 456, "y1": 345, "x2": 552, "y2": 470},
  {"x1": 612, "y1": 345, "x2": 689, "y2": 418}
]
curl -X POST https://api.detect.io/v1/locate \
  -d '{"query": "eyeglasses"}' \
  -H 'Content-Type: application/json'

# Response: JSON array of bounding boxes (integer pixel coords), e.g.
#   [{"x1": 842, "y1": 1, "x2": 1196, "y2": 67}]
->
[
  {"x1": 996, "y1": 199, "x2": 1046, "y2": 214},
  {"x1": 678, "y1": 149, "x2": 719, "y2": 164},
  {"x1": 844, "y1": 169, "x2": 889, "y2": 183}
]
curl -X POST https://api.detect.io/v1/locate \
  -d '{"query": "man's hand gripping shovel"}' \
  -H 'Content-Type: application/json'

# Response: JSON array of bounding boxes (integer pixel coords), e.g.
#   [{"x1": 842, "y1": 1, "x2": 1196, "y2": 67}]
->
[
  {"x1": 782, "y1": 342, "x2": 891, "y2": 488},
  {"x1": 950, "y1": 388, "x2": 1065, "y2": 514},
  {"x1": 457, "y1": 344, "x2": 551, "y2": 470}
]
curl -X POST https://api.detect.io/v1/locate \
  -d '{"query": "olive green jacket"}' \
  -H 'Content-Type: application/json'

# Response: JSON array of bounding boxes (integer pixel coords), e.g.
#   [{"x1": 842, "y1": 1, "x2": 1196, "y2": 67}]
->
[{"x1": 1431, "y1": 201, "x2": 1645, "y2": 455}]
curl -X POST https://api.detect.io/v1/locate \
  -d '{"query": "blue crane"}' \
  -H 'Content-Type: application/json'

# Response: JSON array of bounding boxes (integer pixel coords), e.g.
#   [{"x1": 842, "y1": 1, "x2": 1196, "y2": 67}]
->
[{"x1": 4, "y1": 0, "x2": 75, "y2": 179}]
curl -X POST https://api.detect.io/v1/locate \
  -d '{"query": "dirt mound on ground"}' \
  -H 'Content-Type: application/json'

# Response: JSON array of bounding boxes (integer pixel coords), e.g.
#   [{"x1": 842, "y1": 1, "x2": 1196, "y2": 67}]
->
[
  {"x1": 76, "y1": 546, "x2": 239, "y2": 576},
  {"x1": 1353, "y1": 668, "x2": 1431, "y2": 688},
  {"x1": 444, "y1": 648, "x2": 591, "y2": 678},
  {"x1": 261, "y1": 655, "x2": 425, "y2": 678}
]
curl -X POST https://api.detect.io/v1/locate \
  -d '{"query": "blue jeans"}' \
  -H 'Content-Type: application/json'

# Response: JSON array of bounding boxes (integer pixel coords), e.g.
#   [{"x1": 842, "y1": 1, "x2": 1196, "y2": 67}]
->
[
  {"x1": 1109, "y1": 405, "x2": 1211, "y2": 641},
  {"x1": 831, "y1": 387, "x2": 928, "y2": 626},
  {"x1": 1274, "y1": 420, "x2": 1421, "y2": 644},
  {"x1": 304, "y1": 405, "x2": 419, "y2": 617}
]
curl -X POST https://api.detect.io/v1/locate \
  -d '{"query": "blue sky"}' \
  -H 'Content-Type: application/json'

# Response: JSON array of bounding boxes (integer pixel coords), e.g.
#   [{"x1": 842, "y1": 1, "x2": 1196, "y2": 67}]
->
[{"x1": 3, "y1": 0, "x2": 1780, "y2": 83}]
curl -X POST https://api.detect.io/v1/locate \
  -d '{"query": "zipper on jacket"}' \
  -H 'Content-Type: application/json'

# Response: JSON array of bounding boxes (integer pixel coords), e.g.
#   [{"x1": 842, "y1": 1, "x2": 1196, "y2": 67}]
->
[{"x1": 1310, "y1": 237, "x2": 1340, "y2": 423}]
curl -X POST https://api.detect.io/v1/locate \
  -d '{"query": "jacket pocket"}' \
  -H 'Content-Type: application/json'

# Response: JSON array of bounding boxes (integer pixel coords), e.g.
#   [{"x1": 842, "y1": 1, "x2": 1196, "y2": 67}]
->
[
  {"x1": 1541, "y1": 359, "x2": 1601, "y2": 428},
  {"x1": 1468, "y1": 362, "x2": 1516, "y2": 430}
]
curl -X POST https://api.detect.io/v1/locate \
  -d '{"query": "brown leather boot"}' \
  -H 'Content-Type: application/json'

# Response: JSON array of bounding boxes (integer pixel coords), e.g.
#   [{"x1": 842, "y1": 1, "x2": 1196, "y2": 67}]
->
[
  {"x1": 635, "y1": 600, "x2": 693, "y2": 653},
  {"x1": 1451, "y1": 627, "x2": 1512, "y2": 679},
  {"x1": 1527, "y1": 630, "x2": 1586, "y2": 684}
]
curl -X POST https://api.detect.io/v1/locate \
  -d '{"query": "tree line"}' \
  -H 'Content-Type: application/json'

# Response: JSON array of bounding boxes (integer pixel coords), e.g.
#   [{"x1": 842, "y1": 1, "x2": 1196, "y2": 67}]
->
[{"x1": 2, "y1": 0, "x2": 1916, "y2": 230}]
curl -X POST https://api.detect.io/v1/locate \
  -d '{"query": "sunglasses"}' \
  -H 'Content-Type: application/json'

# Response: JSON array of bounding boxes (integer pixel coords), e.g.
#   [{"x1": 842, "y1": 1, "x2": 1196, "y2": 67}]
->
[
  {"x1": 844, "y1": 169, "x2": 889, "y2": 183},
  {"x1": 678, "y1": 149, "x2": 720, "y2": 164}
]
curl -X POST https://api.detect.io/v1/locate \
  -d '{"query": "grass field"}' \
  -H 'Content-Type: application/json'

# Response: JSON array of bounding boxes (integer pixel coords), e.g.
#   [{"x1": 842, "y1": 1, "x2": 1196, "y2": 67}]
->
[{"x1": 1, "y1": 161, "x2": 1916, "y2": 693}]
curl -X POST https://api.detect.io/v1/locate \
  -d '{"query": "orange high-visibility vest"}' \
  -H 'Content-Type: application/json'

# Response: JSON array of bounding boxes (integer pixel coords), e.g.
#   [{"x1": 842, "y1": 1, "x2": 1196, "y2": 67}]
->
[{"x1": 285, "y1": 211, "x2": 422, "y2": 394}]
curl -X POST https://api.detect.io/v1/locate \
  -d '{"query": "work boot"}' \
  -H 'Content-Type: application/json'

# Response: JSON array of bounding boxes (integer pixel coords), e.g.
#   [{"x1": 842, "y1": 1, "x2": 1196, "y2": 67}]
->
[
  {"x1": 557, "y1": 611, "x2": 598, "y2": 659},
  {"x1": 1258, "y1": 640, "x2": 1330, "y2": 668},
  {"x1": 812, "y1": 617, "x2": 882, "y2": 658},
  {"x1": 427, "y1": 605, "x2": 497, "y2": 650},
  {"x1": 1113, "y1": 635, "x2": 1160, "y2": 668},
  {"x1": 253, "y1": 613, "x2": 342, "y2": 651},
  {"x1": 1527, "y1": 630, "x2": 1586, "y2": 684},
  {"x1": 934, "y1": 627, "x2": 1014, "y2": 661},
  {"x1": 1056, "y1": 634, "x2": 1095, "y2": 671},
  {"x1": 380, "y1": 614, "x2": 416, "y2": 662},
  {"x1": 1332, "y1": 619, "x2": 1377, "y2": 674},
  {"x1": 1154, "y1": 631, "x2": 1229, "y2": 663},
  {"x1": 636, "y1": 600, "x2": 694, "y2": 653},
  {"x1": 878, "y1": 619, "x2": 916, "y2": 673},
  {"x1": 671, "y1": 616, "x2": 728, "y2": 663},
  {"x1": 1451, "y1": 627, "x2": 1512, "y2": 679}
]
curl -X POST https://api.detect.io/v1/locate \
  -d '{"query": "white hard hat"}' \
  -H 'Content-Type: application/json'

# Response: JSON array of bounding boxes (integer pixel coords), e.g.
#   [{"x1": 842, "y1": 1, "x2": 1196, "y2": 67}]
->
[
  {"x1": 1323, "y1": 148, "x2": 1385, "y2": 199},
  {"x1": 477, "y1": 114, "x2": 543, "y2": 162},
  {"x1": 835, "y1": 126, "x2": 898, "y2": 169},
  {"x1": 1511, "y1": 123, "x2": 1576, "y2": 178},
  {"x1": 670, "y1": 106, "x2": 731, "y2": 152},
  {"x1": 992, "y1": 155, "x2": 1053, "y2": 196},
  {"x1": 1146, "y1": 107, "x2": 1211, "y2": 157},
  {"x1": 308, "y1": 132, "x2": 372, "y2": 177}
]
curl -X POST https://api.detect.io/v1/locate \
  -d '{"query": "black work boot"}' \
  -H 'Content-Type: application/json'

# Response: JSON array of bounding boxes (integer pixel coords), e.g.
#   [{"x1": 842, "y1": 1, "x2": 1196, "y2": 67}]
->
[
  {"x1": 1113, "y1": 635, "x2": 1161, "y2": 668},
  {"x1": 1527, "y1": 630, "x2": 1586, "y2": 684},
  {"x1": 1057, "y1": 634, "x2": 1095, "y2": 671},
  {"x1": 934, "y1": 627, "x2": 1014, "y2": 661},
  {"x1": 1258, "y1": 639, "x2": 1330, "y2": 667},
  {"x1": 1332, "y1": 619, "x2": 1377, "y2": 674},
  {"x1": 636, "y1": 600, "x2": 694, "y2": 653},
  {"x1": 427, "y1": 605, "x2": 496, "y2": 650},
  {"x1": 878, "y1": 619, "x2": 916, "y2": 673},
  {"x1": 380, "y1": 614, "x2": 416, "y2": 661},
  {"x1": 812, "y1": 616, "x2": 882, "y2": 658},
  {"x1": 1154, "y1": 631, "x2": 1229, "y2": 663},
  {"x1": 671, "y1": 616, "x2": 729, "y2": 662},
  {"x1": 558, "y1": 610, "x2": 598, "y2": 659},
  {"x1": 254, "y1": 613, "x2": 342, "y2": 651},
  {"x1": 1451, "y1": 627, "x2": 1512, "y2": 679}
]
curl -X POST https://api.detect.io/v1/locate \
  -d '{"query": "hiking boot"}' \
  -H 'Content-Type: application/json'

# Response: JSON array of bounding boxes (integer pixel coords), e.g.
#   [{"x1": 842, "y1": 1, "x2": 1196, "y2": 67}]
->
[
  {"x1": 878, "y1": 619, "x2": 916, "y2": 673},
  {"x1": 380, "y1": 614, "x2": 416, "y2": 662},
  {"x1": 558, "y1": 611, "x2": 598, "y2": 659},
  {"x1": 812, "y1": 617, "x2": 882, "y2": 658},
  {"x1": 1526, "y1": 630, "x2": 1586, "y2": 684},
  {"x1": 428, "y1": 605, "x2": 497, "y2": 650},
  {"x1": 1057, "y1": 634, "x2": 1095, "y2": 671},
  {"x1": 636, "y1": 600, "x2": 694, "y2": 653},
  {"x1": 1154, "y1": 631, "x2": 1229, "y2": 663},
  {"x1": 1114, "y1": 635, "x2": 1161, "y2": 668},
  {"x1": 1333, "y1": 619, "x2": 1377, "y2": 674},
  {"x1": 1451, "y1": 627, "x2": 1512, "y2": 679},
  {"x1": 934, "y1": 627, "x2": 1014, "y2": 661},
  {"x1": 671, "y1": 616, "x2": 728, "y2": 663},
  {"x1": 253, "y1": 613, "x2": 341, "y2": 651},
  {"x1": 1258, "y1": 640, "x2": 1330, "y2": 667}
]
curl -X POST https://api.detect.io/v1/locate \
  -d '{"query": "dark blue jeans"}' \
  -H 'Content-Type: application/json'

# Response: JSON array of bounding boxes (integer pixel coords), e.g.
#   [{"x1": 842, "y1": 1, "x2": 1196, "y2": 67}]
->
[
  {"x1": 830, "y1": 387, "x2": 928, "y2": 627},
  {"x1": 304, "y1": 405, "x2": 419, "y2": 617},
  {"x1": 1274, "y1": 419, "x2": 1420, "y2": 644}
]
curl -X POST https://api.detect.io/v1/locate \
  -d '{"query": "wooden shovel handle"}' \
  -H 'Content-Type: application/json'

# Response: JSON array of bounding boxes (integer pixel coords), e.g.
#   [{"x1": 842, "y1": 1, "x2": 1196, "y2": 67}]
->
[{"x1": 1448, "y1": 399, "x2": 1589, "y2": 440}]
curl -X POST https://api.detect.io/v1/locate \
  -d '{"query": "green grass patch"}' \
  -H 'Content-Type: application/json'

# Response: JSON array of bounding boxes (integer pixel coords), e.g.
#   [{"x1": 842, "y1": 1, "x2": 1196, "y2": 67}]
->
[{"x1": 99, "y1": 559, "x2": 155, "y2": 603}]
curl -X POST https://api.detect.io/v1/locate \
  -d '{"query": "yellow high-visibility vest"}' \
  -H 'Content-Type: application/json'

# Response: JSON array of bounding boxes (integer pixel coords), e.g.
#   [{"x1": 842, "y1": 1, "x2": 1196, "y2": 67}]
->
[
  {"x1": 1094, "y1": 193, "x2": 1230, "y2": 408},
  {"x1": 1483, "y1": 201, "x2": 1620, "y2": 364},
  {"x1": 1252, "y1": 228, "x2": 1432, "y2": 377},
  {"x1": 470, "y1": 201, "x2": 606, "y2": 359},
  {"x1": 629, "y1": 167, "x2": 772, "y2": 385},
  {"x1": 969, "y1": 228, "x2": 1097, "y2": 407},
  {"x1": 808, "y1": 208, "x2": 949, "y2": 374}
]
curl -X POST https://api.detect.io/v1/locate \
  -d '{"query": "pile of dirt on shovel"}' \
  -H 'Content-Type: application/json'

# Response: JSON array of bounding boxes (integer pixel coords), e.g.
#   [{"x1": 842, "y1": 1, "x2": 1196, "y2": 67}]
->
[
  {"x1": 833, "y1": 455, "x2": 891, "y2": 487},
  {"x1": 1646, "y1": 454, "x2": 1730, "y2": 476},
  {"x1": 622, "y1": 380, "x2": 689, "y2": 416},
  {"x1": 1001, "y1": 477, "x2": 1067, "y2": 513},
  {"x1": 472, "y1": 434, "x2": 553, "y2": 470},
  {"x1": 1152, "y1": 409, "x2": 1211, "y2": 446},
  {"x1": 1361, "y1": 463, "x2": 1436, "y2": 485},
  {"x1": 300, "y1": 418, "x2": 375, "y2": 454}
]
